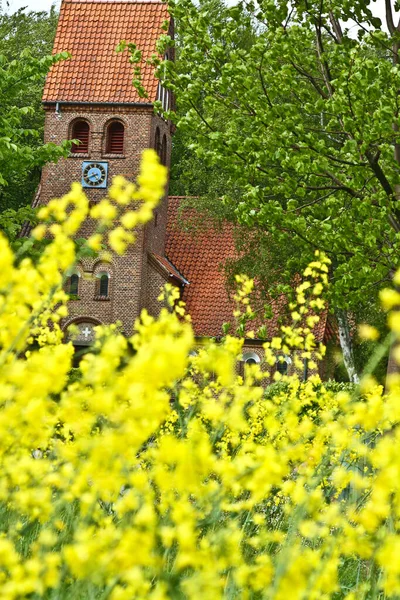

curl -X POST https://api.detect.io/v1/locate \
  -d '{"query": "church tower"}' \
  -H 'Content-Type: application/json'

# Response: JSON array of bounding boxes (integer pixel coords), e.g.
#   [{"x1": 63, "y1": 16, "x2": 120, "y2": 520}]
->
[{"x1": 40, "y1": 0, "x2": 174, "y2": 345}]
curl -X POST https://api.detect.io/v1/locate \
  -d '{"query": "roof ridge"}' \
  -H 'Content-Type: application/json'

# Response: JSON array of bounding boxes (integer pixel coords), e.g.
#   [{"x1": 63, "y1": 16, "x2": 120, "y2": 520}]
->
[{"x1": 64, "y1": 0, "x2": 164, "y2": 3}]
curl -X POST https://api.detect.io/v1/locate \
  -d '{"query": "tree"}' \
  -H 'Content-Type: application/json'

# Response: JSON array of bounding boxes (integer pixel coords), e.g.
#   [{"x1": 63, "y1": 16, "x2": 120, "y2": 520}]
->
[
  {"x1": 0, "y1": 7, "x2": 69, "y2": 238},
  {"x1": 151, "y1": 0, "x2": 400, "y2": 381}
]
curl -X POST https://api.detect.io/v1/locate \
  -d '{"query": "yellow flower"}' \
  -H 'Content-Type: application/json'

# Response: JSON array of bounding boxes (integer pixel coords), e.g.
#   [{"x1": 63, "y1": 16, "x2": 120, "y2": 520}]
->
[
  {"x1": 0, "y1": 157, "x2": 394, "y2": 599},
  {"x1": 108, "y1": 227, "x2": 134, "y2": 255},
  {"x1": 32, "y1": 224, "x2": 47, "y2": 240},
  {"x1": 388, "y1": 311, "x2": 400, "y2": 334},
  {"x1": 87, "y1": 233, "x2": 102, "y2": 251},
  {"x1": 380, "y1": 288, "x2": 400, "y2": 310},
  {"x1": 358, "y1": 324, "x2": 380, "y2": 341}
]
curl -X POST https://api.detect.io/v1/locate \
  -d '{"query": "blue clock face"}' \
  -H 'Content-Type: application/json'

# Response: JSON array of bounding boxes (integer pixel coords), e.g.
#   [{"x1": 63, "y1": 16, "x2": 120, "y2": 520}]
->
[
  {"x1": 87, "y1": 167, "x2": 102, "y2": 183},
  {"x1": 82, "y1": 162, "x2": 108, "y2": 188}
]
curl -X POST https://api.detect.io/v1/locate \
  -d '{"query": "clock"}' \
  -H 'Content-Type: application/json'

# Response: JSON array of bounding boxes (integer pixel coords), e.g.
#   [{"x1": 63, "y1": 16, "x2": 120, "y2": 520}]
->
[{"x1": 81, "y1": 161, "x2": 108, "y2": 189}]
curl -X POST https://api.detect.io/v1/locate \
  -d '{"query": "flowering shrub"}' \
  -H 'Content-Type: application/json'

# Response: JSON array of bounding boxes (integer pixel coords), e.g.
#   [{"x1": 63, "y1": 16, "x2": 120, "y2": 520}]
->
[{"x1": 0, "y1": 150, "x2": 399, "y2": 599}]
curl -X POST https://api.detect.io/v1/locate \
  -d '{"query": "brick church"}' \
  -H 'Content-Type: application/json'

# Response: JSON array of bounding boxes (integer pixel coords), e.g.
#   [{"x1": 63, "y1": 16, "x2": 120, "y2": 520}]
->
[{"x1": 38, "y1": 0, "x2": 332, "y2": 373}]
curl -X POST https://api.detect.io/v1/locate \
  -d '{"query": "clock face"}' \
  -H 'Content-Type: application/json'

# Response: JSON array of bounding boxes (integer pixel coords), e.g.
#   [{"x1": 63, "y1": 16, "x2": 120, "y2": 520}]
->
[{"x1": 82, "y1": 161, "x2": 108, "y2": 188}]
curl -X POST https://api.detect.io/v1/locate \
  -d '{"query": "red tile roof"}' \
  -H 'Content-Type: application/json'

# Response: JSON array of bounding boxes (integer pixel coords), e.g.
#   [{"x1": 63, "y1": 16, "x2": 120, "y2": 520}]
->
[
  {"x1": 166, "y1": 197, "x2": 329, "y2": 342},
  {"x1": 43, "y1": 0, "x2": 169, "y2": 104},
  {"x1": 166, "y1": 197, "x2": 237, "y2": 337}
]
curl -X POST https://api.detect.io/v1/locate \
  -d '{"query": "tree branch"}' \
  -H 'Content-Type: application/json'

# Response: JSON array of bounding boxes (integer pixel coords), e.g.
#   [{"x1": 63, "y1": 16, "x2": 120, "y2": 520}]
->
[
  {"x1": 258, "y1": 53, "x2": 273, "y2": 109},
  {"x1": 286, "y1": 189, "x2": 336, "y2": 212},
  {"x1": 366, "y1": 151, "x2": 394, "y2": 198},
  {"x1": 386, "y1": 0, "x2": 396, "y2": 35},
  {"x1": 365, "y1": 151, "x2": 400, "y2": 233},
  {"x1": 313, "y1": 4, "x2": 334, "y2": 97},
  {"x1": 290, "y1": 60, "x2": 328, "y2": 99},
  {"x1": 329, "y1": 11, "x2": 343, "y2": 43}
]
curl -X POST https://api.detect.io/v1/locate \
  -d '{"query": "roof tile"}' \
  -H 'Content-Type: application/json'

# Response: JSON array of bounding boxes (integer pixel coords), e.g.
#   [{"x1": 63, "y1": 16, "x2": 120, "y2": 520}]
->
[
  {"x1": 166, "y1": 197, "x2": 328, "y2": 342},
  {"x1": 43, "y1": 0, "x2": 169, "y2": 104}
]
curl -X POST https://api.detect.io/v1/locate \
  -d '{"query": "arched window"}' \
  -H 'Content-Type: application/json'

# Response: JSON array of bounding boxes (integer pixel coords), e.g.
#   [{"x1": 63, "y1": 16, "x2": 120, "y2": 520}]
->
[
  {"x1": 161, "y1": 134, "x2": 167, "y2": 166},
  {"x1": 71, "y1": 120, "x2": 90, "y2": 153},
  {"x1": 65, "y1": 272, "x2": 80, "y2": 297},
  {"x1": 106, "y1": 121, "x2": 124, "y2": 154},
  {"x1": 95, "y1": 271, "x2": 110, "y2": 299},
  {"x1": 154, "y1": 127, "x2": 161, "y2": 157},
  {"x1": 276, "y1": 355, "x2": 291, "y2": 375},
  {"x1": 70, "y1": 273, "x2": 79, "y2": 296},
  {"x1": 246, "y1": 357, "x2": 258, "y2": 365},
  {"x1": 243, "y1": 352, "x2": 261, "y2": 366},
  {"x1": 99, "y1": 274, "x2": 109, "y2": 296},
  {"x1": 276, "y1": 359, "x2": 288, "y2": 375}
]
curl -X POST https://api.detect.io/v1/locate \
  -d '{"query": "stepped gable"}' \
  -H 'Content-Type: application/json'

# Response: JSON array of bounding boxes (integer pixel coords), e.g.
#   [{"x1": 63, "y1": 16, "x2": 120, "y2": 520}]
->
[
  {"x1": 43, "y1": 0, "x2": 168, "y2": 104},
  {"x1": 166, "y1": 196, "x2": 329, "y2": 341}
]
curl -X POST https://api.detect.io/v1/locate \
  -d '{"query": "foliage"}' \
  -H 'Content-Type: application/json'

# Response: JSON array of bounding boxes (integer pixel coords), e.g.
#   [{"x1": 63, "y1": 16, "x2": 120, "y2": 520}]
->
[
  {"x1": 0, "y1": 48, "x2": 71, "y2": 208},
  {"x1": 0, "y1": 7, "x2": 69, "y2": 221},
  {"x1": 155, "y1": 0, "x2": 400, "y2": 314},
  {"x1": 1, "y1": 150, "x2": 400, "y2": 598},
  {"x1": 169, "y1": 126, "x2": 230, "y2": 198},
  {"x1": 0, "y1": 6, "x2": 58, "y2": 63},
  {"x1": 0, "y1": 205, "x2": 36, "y2": 240}
]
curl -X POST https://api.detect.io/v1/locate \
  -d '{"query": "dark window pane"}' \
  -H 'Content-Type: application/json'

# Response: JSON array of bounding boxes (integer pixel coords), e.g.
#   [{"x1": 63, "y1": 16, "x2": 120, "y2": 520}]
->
[
  {"x1": 70, "y1": 274, "x2": 79, "y2": 295},
  {"x1": 161, "y1": 134, "x2": 167, "y2": 165},
  {"x1": 276, "y1": 360, "x2": 288, "y2": 375},
  {"x1": 155, "y1": 127, "x2": 161, "y2": 157},
  {"x1": 245, "y1": 358, "x2": 257, "y2": 365},
  {"x1": 99, "y1": 274, "x2": 109, "y2": 296}
]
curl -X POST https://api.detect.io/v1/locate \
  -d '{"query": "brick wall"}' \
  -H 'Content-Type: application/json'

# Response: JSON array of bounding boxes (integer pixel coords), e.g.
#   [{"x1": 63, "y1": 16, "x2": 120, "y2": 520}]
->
[
  {"x1": 40, "y1": 103, "x2": 172, "y2": 337},
  {"x1": 144, "y1": 258, "x2": 170, "y2": 318}
]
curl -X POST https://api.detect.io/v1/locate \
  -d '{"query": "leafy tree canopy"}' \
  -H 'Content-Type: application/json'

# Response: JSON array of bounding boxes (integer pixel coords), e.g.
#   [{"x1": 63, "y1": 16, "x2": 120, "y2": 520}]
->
[
  {"x1": 0, "y1": 7, "x2": 69, "y2": 239},
  {"x1": 159, "y1": 0, "x2": 400, "y2": 312}
]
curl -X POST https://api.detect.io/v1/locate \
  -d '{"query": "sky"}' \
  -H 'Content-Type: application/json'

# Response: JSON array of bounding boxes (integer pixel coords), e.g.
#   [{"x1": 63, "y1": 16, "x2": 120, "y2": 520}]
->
[
  {"x1": 1, "y1": 0, "x2": 397, "y2": 30},
  {"x1": 4, "y1": 0, "x2": 60, "y2": 12}
]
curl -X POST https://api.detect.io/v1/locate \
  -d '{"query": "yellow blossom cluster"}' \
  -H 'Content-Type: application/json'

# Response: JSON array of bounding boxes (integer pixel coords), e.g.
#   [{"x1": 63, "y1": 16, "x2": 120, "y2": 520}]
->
[{"x1": 1, "y1": 150, "x2": 400, "y2": 598}]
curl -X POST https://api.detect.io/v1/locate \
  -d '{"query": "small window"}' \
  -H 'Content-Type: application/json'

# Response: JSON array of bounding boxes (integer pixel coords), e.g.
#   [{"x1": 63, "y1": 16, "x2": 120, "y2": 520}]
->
[
  {"x1": 71, "y1": 120, "x2": 89, "y2": 153},
  {"x1": 70, "y1": 274, "x2": 79, "y2": 295},
  {"x1": 99, "y1": 274, "x2": 109, "y2": 296},
  {"x1": 65, "y1": 272, "x2": 80, "y2": 298},
  {"x1": 106, "y1": 121, "x2": 124, "y2": 154},
  {"x1": 246, "y1": 357, "x2": 258, "y2": 365},
  {"x1": 155, "y1": 127, "x2": 161, "y2": 157},
  {"x1": 161, "y1": 134, "x2": 167, "y2": 166},
  {"x1": 276, "y1": 360, "x2": 288, "y2": 375},
  {"x1": 243, "y1": 352, "x2": 260, "y2": 365},
  {"x1": 95, "y1": 271, "x2": 110, "y2": 299},
  {"x1": 276, "y1": 355, "x2": 291, "y2": 375}
]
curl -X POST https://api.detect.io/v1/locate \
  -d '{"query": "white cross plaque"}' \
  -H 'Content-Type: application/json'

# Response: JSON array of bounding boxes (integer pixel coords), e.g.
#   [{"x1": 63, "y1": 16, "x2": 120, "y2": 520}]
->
[{"x1": 82, "y1": 326, "x2": 91, "y2": 339}]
